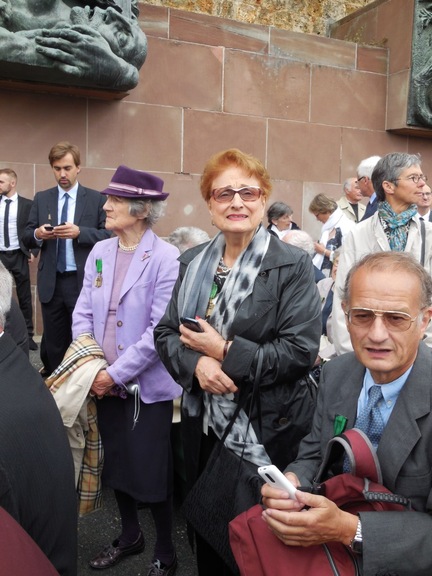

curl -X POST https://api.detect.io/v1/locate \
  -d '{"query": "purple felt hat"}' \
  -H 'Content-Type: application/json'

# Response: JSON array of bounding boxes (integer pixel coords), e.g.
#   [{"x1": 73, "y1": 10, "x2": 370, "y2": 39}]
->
[{"x1": 102, "y1": 165, "x2": 168, "y2": 200}]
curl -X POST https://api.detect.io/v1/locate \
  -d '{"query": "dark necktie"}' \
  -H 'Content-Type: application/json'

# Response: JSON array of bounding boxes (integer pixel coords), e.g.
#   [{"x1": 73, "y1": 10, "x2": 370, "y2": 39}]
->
[
  {"x1": 354, "y1": 385, "x2": 385, "y2": 449},
  {"x1": 57, "y1": 193, "x2": 69, "y2": 273},
  {"x1": 3, "y1": 199, "x2": 12, "y2": 249}
]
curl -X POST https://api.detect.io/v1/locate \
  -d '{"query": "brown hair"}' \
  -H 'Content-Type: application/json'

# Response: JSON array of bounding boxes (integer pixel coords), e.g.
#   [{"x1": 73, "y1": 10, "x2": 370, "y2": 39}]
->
[
  {"x1": 308, "y1": 193, "x2": 337, "y2": 215},
  {"x1": 48, "y1": 142, "x2": 81, "y2": 167},
  {"x1": 200, "y1": 148, "x2": 272, "y2": 202},
  {"x1": 0, "y1": 168, "x2": 17, "y2": 182}
]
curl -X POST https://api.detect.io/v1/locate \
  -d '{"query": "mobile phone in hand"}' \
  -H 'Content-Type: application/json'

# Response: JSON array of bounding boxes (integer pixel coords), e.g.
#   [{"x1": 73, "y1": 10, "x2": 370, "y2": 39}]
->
[
  {"x1": 44, "y1": 225, "x2": 54, "y2": 231},
  {"x1": 258, "y1": 465, "x2": 298, "y2": 500},
  {"x1": 180, "y1": 317, "x2": 204, "y2": 333}
]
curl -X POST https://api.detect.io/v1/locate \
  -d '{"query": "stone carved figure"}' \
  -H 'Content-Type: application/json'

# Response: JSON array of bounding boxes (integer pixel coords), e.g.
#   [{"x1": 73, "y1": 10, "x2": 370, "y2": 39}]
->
[
  {"x1": 0, "y1": 0, "x2": 147, "y2": 91},
  {"x1": 409, "y1": 0, "x2": 432, "y2": 127}
]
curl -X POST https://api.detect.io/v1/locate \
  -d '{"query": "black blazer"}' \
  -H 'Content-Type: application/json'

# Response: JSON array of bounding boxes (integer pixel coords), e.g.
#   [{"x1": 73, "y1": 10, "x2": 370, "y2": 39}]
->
[
  {"x1": 23, "y1": 184, "x2": 110, "y2": 303},
  {"x1": 16, "y1": 195, "x2": 34, "y2": 257},
  {"x1": 0, "y1": 333, "x2": 77, "y2": 575}
]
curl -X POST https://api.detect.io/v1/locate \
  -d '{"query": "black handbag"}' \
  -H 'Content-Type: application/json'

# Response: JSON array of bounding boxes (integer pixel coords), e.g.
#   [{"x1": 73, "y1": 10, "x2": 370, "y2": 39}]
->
[{"x1": 182, "y1": 351, "x2": 265, "y2": 574}]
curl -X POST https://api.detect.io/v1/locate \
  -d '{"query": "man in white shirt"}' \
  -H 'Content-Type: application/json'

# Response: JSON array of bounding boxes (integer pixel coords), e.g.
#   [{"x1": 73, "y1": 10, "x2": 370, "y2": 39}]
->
[
  {"x1": 0, "y1": 168, "x2": 37, "y2": 350},
  {"x1": 416, "y1": 184, "x2": 432, "y2": 221}
]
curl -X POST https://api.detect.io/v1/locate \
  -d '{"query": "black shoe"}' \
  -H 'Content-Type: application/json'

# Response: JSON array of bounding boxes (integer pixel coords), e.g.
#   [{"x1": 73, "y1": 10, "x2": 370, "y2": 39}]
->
[
  {"x1": 28, "y1": 338, "x2": 38, "y2": 351},
  {"x1": 147, "y1": 554, "x2": 177, "y2": 576},
  {"x1": 89, "y1": 532, "x2": 145, "y2": 570}
]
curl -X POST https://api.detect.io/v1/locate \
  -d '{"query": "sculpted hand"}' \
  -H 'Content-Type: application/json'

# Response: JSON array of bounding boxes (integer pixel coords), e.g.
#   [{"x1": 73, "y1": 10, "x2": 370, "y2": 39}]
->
[
  {"x1": 180, "y1": 318, "x2": 226, "y2": 361},
  {"x1": 194, "y1": 356, "x2": 238, "y2": 395},
  {"x1": 262, "y1": 489, "x2": 358, "y2": 547}
]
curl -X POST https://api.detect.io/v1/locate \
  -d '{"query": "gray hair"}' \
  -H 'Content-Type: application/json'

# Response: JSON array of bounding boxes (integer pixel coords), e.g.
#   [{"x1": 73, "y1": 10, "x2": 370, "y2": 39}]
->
[
  {"x1": 343, "y1": 252, "x2": 432, "y2": 309},
  {"x1": 128, "y1": 199, "x2": 166, "y2": 228},
  {"x1": 267, "y1": 202, "x2": 293, "y2": 224},
  {"x1": 168, "y1": 227, "x2": 210, "y2": 254},
  {"x1": 0, "y1": 261, "x2": 12, "y2": 328},
  {"x1": 282, "y1": 229, "x2": 314, "y2": 258},
  {"x1": 372, "y1": 152, "x2": 422, "y2": 201},
  {"x1": 356, "y1": 155, "x2": 381, "y2": 179}
]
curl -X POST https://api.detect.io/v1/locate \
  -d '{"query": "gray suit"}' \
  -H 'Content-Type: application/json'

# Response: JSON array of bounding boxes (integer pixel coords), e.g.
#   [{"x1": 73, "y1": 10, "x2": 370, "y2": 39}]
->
[{"x1": 287, "y1": 343, "x2": 432, "y2": 576}]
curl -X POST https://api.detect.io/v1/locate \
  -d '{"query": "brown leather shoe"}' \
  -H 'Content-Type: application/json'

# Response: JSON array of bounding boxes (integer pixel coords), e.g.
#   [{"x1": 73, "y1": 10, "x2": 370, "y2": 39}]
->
[{"x1": 89, "y1": 532, "x2": 145, "y2": 570}]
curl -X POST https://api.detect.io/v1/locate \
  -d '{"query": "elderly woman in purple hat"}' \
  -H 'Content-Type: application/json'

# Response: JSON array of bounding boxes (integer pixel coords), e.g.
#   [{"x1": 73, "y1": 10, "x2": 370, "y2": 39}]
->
[{"x1": 72, "y1": 165, "x2": 181, "y2": 576}]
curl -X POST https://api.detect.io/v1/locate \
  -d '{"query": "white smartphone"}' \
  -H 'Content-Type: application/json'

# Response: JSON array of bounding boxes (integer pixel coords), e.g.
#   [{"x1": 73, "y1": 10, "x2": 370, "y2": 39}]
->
[{"x1": 258, "y1": 465, "x2": 298, "y2": 500}]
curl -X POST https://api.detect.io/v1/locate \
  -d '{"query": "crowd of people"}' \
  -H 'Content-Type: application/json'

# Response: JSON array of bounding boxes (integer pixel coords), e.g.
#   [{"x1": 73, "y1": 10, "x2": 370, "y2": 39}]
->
[{"x1": 1, "y1": 143, "x2": 432, "y2": 576}]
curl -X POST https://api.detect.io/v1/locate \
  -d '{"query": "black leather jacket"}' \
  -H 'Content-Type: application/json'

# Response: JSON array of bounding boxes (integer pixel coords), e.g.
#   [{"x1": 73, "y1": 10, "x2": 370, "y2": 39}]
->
[{"x1": 155, "y1": 235, "x2": 321, "y2": 477}]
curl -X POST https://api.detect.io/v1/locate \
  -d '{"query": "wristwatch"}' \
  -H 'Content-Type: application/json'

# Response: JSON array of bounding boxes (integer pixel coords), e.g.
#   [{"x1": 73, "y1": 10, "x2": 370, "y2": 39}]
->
[{"x1": 349, "y1": 519, "x2": 363, "y2": 554}]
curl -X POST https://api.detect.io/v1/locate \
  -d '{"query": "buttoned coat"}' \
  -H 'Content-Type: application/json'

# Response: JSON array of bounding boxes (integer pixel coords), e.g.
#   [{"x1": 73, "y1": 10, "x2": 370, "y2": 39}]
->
[
  {"x1": 72, "y1": 229, "x2": 182, "y2": 403},
  {"x1": 287, "y1": 343, "x2": 432, "y2": 576},
  {"x1": 22, "y1": 184, "x2": 110, "y2": 303}
]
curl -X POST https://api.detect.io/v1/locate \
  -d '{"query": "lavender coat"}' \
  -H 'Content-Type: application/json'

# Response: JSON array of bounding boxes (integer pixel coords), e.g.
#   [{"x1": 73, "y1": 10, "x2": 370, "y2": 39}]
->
[{"x1": 72, "y1": 228, "x2": 182, "y2": 403}]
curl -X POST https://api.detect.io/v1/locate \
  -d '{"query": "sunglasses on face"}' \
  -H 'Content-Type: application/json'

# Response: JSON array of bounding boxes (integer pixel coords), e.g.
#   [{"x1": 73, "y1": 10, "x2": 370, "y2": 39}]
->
[{"x1": 211, "y1": 186, "x2": 262, "y2": 203}]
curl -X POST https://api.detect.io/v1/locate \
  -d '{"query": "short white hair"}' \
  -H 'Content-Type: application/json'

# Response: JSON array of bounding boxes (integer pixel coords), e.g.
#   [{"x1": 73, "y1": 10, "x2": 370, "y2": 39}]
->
[
  {"x1": 282, "y1": 229, "x2": 314, "y2": 258},
  {"x1": 357, "y1": 155, "x2": 381, "y2": 179}
]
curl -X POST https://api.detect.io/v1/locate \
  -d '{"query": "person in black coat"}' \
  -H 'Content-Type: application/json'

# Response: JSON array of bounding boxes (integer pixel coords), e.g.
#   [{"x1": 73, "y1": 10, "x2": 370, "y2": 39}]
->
[{"x1": 0, "y1": 261, "x2": 77, "y2": 575}]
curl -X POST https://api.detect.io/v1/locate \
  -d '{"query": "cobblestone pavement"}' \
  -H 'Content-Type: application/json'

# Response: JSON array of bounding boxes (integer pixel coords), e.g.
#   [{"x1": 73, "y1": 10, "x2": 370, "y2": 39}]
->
[{"x1": 30, "y1": 342, "x2": 198, "y2": 576}]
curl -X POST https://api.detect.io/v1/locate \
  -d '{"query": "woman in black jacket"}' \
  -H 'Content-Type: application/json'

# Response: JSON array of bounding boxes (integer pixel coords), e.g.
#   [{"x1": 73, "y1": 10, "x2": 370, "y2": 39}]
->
[{"x1": 154, "y1": 148, "x2": 321, "y2": 576}]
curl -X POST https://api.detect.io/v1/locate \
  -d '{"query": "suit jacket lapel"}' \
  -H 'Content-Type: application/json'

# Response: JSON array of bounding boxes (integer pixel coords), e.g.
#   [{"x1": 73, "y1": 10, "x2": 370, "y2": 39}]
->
[
  {"x1": 73, "y1": 185, "x2": 86, "y2": 224},
  {"x1": 119, "y1": 229, "x2": 155, "y2": 299},
  {"x1": 378, "y1": 343, "x2": 432, "y2": 488},
  {"x1": 47, "y1": 188, "x2": 59, "y2": 226}
]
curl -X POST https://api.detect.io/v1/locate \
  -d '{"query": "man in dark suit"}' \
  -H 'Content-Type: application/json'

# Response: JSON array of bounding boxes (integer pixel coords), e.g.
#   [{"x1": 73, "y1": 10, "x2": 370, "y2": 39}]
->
[
  {"x1": 23, "y1": 141, "x2": 110, "y2": 374},
  {"x1": 0, "y1": 262, "x2": 77, "y2": 575},
  {"x1": 416, "y1": 183, "x2": 432, "y2": 221},
  {"x1": 0, "y1": 168, "x2": 37, "y2": 350},
  {"x1": 261, "y1": 252, "x2": 432, "y2": 575},
  {"x1": 356, "y1": 155, "x2": 381, "y2": 221}
]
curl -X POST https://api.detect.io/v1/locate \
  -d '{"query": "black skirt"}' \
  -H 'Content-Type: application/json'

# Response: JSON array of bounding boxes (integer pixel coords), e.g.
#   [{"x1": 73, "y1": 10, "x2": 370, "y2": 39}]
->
[{"x1": 97, "y1": 394, "x2": 173, "y2": 503}]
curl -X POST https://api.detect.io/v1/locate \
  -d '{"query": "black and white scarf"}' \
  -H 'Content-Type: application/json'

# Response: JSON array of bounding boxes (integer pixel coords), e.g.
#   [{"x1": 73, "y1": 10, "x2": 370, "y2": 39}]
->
[{"x1": 177, "y1": 225, "x2": 271, "y2": 466}]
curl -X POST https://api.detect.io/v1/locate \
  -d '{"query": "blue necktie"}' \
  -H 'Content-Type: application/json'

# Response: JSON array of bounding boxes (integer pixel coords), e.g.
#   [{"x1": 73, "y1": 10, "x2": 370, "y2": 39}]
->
[
  {"x1": 3, "y1": 199, "x2": 11, "y2": 248},
  {"x1": 355, "y1": 385, "x2": 385, "y2": 449},
  {"x1": 57, "y1": 193, "x2": 69, "y2": 273}
]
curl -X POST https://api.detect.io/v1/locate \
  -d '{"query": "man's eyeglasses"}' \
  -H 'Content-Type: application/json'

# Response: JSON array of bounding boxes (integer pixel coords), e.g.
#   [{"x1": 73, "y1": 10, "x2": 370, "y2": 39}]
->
[
  {"x1": 211, "y1": 186, "x2": 262, "y2": 203},
  {"x1": 345, "y1": 307, "x2": 421, "y2": 332},
  {"x1": 420, "y1": 192, "x2": 432, "y2": 197},
  {"x1": 357, "y1": 176, "x2": 366, "y2": 182},
  {"x1": 395, "y1": 174, "x2": 428, "y2": 184}
]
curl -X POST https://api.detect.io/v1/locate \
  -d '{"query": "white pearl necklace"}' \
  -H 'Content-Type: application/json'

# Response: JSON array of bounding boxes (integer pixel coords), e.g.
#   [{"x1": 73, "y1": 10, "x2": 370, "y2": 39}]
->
[{"x1": 118, "y1": 240, "x2": 139, "y2": 252}]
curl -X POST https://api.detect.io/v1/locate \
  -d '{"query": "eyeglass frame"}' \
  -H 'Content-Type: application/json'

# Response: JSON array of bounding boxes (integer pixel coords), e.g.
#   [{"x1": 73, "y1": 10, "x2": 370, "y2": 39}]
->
[
  {"x1": 394, "y1": 174, "x2": 428, "y2": 184},
  {"x1": 344, "y1": 307, "x2": 422, "y2": 332},
  {"x1": 211, "y1": 186, "x2": 262, "y2": 203},
  {"x1": 357, "y1": 176, "x2": 366, "y2": 182},
  {"x1": 419, "y1": 191, "x2": 432, "y2": 197}
]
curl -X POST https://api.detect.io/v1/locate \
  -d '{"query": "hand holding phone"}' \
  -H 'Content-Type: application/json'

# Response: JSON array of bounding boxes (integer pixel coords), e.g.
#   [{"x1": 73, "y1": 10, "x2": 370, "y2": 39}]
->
[
  {"x1": 180, "y1": 316, "x2": 204, "y2": 333},
  {"x1": 44, "y1": 225, "x2": 54, "y2": 231},
  {"x1": 258, "y1": 465, "x2": 298, "y2": 500}
]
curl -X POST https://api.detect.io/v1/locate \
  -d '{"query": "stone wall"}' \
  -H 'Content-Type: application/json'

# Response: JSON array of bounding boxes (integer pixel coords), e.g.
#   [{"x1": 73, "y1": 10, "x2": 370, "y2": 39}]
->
[
  {"x1": 0, "y1": 1, "x2": 429, "y2": 334},
  {"x1": 141, "y1": 0, "x2": 375, "y2": 35}
]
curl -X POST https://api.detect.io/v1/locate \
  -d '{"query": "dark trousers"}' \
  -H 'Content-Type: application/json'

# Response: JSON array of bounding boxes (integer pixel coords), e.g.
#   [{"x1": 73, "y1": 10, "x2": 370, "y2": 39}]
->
[
  {"x1": 0, "y1": 250, "x2": 33, "y2": 337},
  {"x1": 41, "y1": 273, "x2": 79, "y2": 373}
]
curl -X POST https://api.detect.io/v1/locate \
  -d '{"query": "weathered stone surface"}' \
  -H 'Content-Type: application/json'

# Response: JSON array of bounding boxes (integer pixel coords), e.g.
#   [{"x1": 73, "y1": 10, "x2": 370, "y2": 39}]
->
[{"x1": 139, "y1": 0, "x2": 375, "y2": 35}]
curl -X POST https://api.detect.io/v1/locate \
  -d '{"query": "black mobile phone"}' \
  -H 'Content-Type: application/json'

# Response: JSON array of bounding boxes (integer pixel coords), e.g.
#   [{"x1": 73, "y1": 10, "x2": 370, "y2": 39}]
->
[
  {"x1": 44, "y1": 225, "x2": 54, "y2": 231},
  {"x1": 180, "y1": 316, "x2": 204, "y2": 333}
]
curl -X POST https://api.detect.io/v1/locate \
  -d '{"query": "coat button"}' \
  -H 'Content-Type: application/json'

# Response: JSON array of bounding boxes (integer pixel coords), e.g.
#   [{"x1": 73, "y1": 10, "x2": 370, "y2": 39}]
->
[
  {"x1": 279, "y1": 417, "x2": 289, "y2": 426},
  {"x1": 117, "y1": 321, "x2": 123, "y2": 327},
  {"x1": 118, "y1": 344, "x2": 124, "y2": 350}
]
